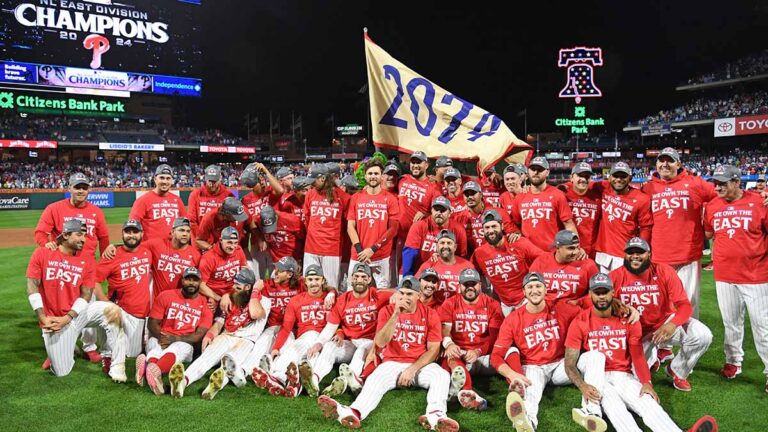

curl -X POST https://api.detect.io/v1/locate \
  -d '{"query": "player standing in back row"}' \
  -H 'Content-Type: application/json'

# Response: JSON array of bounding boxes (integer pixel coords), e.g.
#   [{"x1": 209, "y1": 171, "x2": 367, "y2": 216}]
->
[{"x1": 130, "y1": 164, "x2": 187, "y2": 242}]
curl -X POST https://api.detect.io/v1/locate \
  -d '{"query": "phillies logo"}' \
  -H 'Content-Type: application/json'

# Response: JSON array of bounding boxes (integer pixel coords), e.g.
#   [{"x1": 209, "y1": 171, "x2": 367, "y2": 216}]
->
[
  {"x1": 558, "y1": 47, "x2": 604, "y2": 104},
  {"x1": 83, "y1": 34, "x2": 110, "y2": 69}
]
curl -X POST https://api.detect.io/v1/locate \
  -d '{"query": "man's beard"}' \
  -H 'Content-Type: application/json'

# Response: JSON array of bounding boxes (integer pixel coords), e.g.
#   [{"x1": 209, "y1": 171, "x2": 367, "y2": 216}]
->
[
  {"x1": 352, "y1": 282, "x2": 368, "y2": 294},
  {"x1": 623, "y1": 258, "x2": 651, "y2": 275},
  {"x1": 232, "y1": 289, "x2": 252, "y2": 307},
  {"x1": 484, "y1": 231, "x2": 502, "y2": 246},
  {"x1": 124, "y1": 237, "x2": 141, "y2": 248},
  {"x1": 181, "y1": 282, "x2": 200, "y2": 297}
]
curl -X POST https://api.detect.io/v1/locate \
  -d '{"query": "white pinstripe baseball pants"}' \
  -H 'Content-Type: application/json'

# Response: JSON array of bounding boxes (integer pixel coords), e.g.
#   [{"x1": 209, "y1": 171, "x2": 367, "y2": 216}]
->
[
  {"x1": 716, "y1": 281, "x2": 768, "y2": 376},
  {"x1": 146, "y1": 338, "x2": 194, "y2": 364},
  {"x1": 675, "y1": 261, "x2": 701, "y2": 318},
  {"x1": 271, "y1": 331, "x2": 320, "y2": 382},
  {"x1": 642, "y1": 317, "x2": 712, "y2": 379},
  {"x1": 304, "y1": 253, "x2": 341, "y2": 290},
  {"x1": 184, "y1": 335, "x2": 255, "y2": 385},
  {"x1": 310, "y1": 338, "x2": 372, "y2": 383},
  {"x1": 601, "y1": 371, "x2": 682, "y2": 432}
]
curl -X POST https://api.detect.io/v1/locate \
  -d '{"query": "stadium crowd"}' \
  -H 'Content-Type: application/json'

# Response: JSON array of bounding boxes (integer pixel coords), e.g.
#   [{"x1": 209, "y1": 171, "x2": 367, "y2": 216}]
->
[
  {"x1": 685, "y1": 49, "x2": 768, "y2": 85},
  {"x1": 628, "y1": 91, "x2": 768, "y2": 127}
]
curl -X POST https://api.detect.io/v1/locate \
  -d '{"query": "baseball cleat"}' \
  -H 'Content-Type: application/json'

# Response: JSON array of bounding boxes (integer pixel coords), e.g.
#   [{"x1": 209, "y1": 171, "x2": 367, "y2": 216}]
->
[
  {"x1": 720, "y1": 363, "x2": 742, "y2": 379},
  {"x1": 169, "y1": 363, "x2": 186, "y2": 399},
  {"x1": 83, "y1": 350, "x2": 103, "y2": 363},
  {"x1": 650, "y1": 359, "x2": 660, "y2": 373},
  {"x1": 572, "y1": 408, "x2": 607, "y2": 432},
  {"x1": 322, "y1": 377, "x2": 348, "y2": 397},
  {"x1": 318, "y1": 395, "x2": 341, "y2": 421},
  {"x1": 299, "y1": 360, "x2": 319, "y2": 398},
  {"x1": 318, "y1": 395, "x2": 361, "y2": 428},
  {"x1": 506, "y1": 391, "x2": 534, "y2": 432},
  {"x1": 666, "y1": 364, "x2": 692, "y2": 392},
  {"x1": 657, "y1": 348, "x2": 675, "y2": 364},
  {"x1": 202, "y1": 367, "x2": 227, "y2": 400},
  {"x1": 418, "y1": 412, "x2": 459, "y2": 432},
  {"x1": 688, "y1": 415, "x2": 718, "y2": 432},
  {"x1": 135, "y1": 354, "x2": 147, "y2": 386},
  {"x1": 101, "y1": 357, "x2": 112, "y2": 375},
  {"x1": 508, "y1": 378, "x2": 527, "y2": 398},
  {"x1": 285, "y1": 362, "x2": 301, "y2": 395},
  {"x1": 259, "y1": 354, "x2": 272, "y2": 372},
  {"x1": 42, "y1": 357, "x2": 51, "y2": 370},
  {"x1": 339, "y1": 363, "x2": 362, "y2": 393},
  {"x1": 146, "y1": 362, "x2": 165, "y2": 396},
  {"x1": 449, "y1": 366, "x2": 466, "y2": 399},
  {"x1": 251, "y1": 367, "x2": 270, "y2": 389},
  {"x1": 109, "y1": 362, "x2": 127, "y2": 384},
  {"x1": 435, "y1": 416, "x2": 460, "y2": 432},
  {"x1": 458, "y1": 389, "x2": 488, "y2": 411},
  {"x1": 221, "y1": 354, "x2": 246, "y2": 388}
]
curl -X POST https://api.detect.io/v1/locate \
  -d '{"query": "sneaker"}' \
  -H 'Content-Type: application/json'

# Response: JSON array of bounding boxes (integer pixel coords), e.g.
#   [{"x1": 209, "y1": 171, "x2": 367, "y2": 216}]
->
[
  {"x1": 506, "y1": 391, "x2": 534, "y2": 432},
  {"x1": 322, "y1": 376, "x2": 348, "y2": 397},
  {"x1": 572, "y1": 407, "x2": 608, "y2": 432},
  {"x1": 83, "y1": 350, "x2": 103, "y2": 363},
  {"x1": 42, "y1": 357, "x2": 51, "y2": 370},
  {"x1": 650, "y1": 360, "x2": 660, "y2": 373},
  {"x1": 101, "y1": 357, "x2": 112, "y2": 375},
  {"x1": 221, "y1": 354, "x2": 246, "y2": 388},
  {"x1": 202, "y1": 367, "x2": 227, "y2": 400},
  {"x1": 339, "y1": 363, "x2": 362, "y2": 393},
  {"x1": 299, "y1": 360, "x2": 320, "y2": 397},
  {"x1": 259, "y1": 354, "x2": 272, "y2": 372},
  {"x1": 657, "y1": 348, "x2": 675, "y2": 364},
  {"x1": 146, "y1": 362, "x2": 165, "y2": 396},
  {"x1": 702, "y1": 263, "x2": 714, "y2": 271},
  {"x1": 109, "y1": 362, "x2": 127, "y2": 384},
  {"x1": 720, "y1": 363, "x2": 742, "y2": 379},
  {"x1": 317, "y1": 395, "x2": 360, "y2": 428},
  {"x1": 448, "y1": 366, "x2": 466, "y2": 399},
  {"x1": 688, "y1": 415, "x2": 718, "y2": 432},
  {"x1": 666, "y1": 364, "x2": 692, "y2": 392},
  {"x1": 458, "y1": 389, "x2": 488, "y2": 411},
  {"x1": 135, "y1": 354, "x2": 147, "y2": 386},
  {"x1": 169, "y1": 363, "x2": 186, "y2": 399}
]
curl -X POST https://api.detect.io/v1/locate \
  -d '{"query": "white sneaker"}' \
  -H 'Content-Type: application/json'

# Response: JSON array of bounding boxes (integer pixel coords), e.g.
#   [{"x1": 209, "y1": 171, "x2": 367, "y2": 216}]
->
[
  {"x1": 168, "y1": 363, "x2": 186, "y2": 399},
  {"x1": 339, "y1": 363, "x2": 362, "y2": 393},
  {"x1": 222, "y1": 354, "x2": 246, "y2": 388},
  {"x1": 109, "y1": 362, "x2": 127, "y2": 383},
  {"x1": 572, "y1": 408, "x2": 607, "y2": 432},
  {"x1": 448, "y1": 366, "x2": 466, "y2": 399}
]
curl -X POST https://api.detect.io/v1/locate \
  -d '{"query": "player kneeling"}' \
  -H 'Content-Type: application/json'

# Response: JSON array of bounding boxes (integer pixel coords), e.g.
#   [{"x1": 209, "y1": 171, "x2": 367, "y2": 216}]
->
[
  {"x1": 317, "y1": 276, "x2": 459, "y2": 431},
  {"x1": 167, "y1": 268, "x2": 270, "y2": 399},
  {"x1": 137, "y1": 267, "x2": 213, "y2": 396}
]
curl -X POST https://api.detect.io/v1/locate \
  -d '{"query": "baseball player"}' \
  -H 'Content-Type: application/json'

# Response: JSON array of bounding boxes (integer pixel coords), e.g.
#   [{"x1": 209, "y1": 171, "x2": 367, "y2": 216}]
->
[
  {"x1": 303, "y1": 163, "x2": 350, "y2": 289},
  {"x1": 703, "y1": 165, "x2": 768, "y2": 390},
  {"x1": 557, "y1": 162, "x2": 602, "y2": 258},
  {"x1": 187, "y1": 164, "x2": 234, "y2": 235},
  {"x1": 440, "y1": 268, "x2": 504, "y2": 410},
  {"x1": 415, "y1": 229, "x2": 476, "y2": 303},
  {"x1": 252, "y1": 264, "x2": 333, "y2": 398},
  {"x1": 565, "y1": 273, "x2": 718, "y2": 432},
  {"x1": 302, "y1": 263, "x2": 395, "y2": 397},
  {"x1": 499, "y1": 164, "x2": 529, "y2": 216},
  {"x1": 26, "y1": 219, "x2": 127, "y2": 381},
  {"x1": 402, "y1": 196, "x2": 468, "y2": 275},
  {"x1": 441, "y1": 167, "x2": 468, "y2": 213},
  {"x1": 317, "y1": 276, "x2": 458, "y2": 432},
  {"x1": 397, "y1": 151, "x2": 438, "y2": 247},
  {"x1": 198, "y1": 227, "x2": 248, "y2": 310},
  {"x1": 279, "y1": 176, "x2": 312, "y2": 220},
  {"x1": 471, "y1": 210, "x2": 545, "y2": 315},
  {"x1": 239, "y1": 163, "x2": 284, "y2": 278},
  {"x1": 129, "y1": 164, "x2": 187, "y2": 242},
  {"x1": 255, "y1": 205, "x2": 306, "y2": 263},
  {"x1": 748, "y1": 174, "x2": 766, "y2": 192},
  {"x1": 346, "y1": 159, "x2": 401, "y2": 288},
  {"x1": 418, "y1": 267, "x2": 445, "y2": 310},
  {"x1": 168, "y1": 268, "x2": 270, "y2": 400},
  {"x1": 144, "y1": 217, "x2": 201, "y2": 298},
  {"x1": 195, "y1": 197, "x2": 250, "y2": 252},
  {"x1": 276, "y1": 167, "x2": 295, "y2": 194},
  {"x1": 34, "y1": 172, "x2": 110, "y2": 366},
  {"x1": 529, "y1": 230, "x2": 598, "y2": 303},
  {"x1": 340, "y1": 174, "x2": 361, "y2": 195},
  {"x1": 382, "y1": 163, "x2": 400, "y2": 194},
  {"x1": 139, "y1": 267, "x2": 213, "y2": 396},
  {"x1": 509, "y1": 156, "x2": 577, "y2": 252},
  {"x1": 594, "y1": 162, "x2": 653, "y2": 274},
  {"x1": 94, "y1": 220, "x2": 152, "y2": 368},
  {"x1": 492, "y1": 272, "x2": 607, "y2": 432},
  {"x1": 456, "y1": 181, "x2": 514, "y2": 251},
  {"x1": 479, "y1": 167, "x2": 504, "y2": 207}
]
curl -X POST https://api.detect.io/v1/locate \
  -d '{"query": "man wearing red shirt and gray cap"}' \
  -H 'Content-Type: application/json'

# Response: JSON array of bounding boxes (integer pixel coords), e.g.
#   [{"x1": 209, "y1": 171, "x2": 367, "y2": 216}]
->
[
  {"x1": 558, "y1": 162, "x2": 602, "y2": 258},
  {"x1": 255, "y1": 205, "x2": 305, "y2": 263},
  {"x1": 416, "y1": 229, "x2": 475, "y2": 303},
  {"x1": 704, "y1": 164, "x2": 768, "y2": 390},
  {"x1": 442, "y1": 167, "x2": 468, "y2": 213},
  {"x1": 279, "y1": 176, "x2": 313, "y2": 220},
  {"x1": 240, "y1": 163, "x2": 284, "y2": 277},
  {"x1": 529, "y1": 230, "x2": 598, "y2": 303},
  {"x1": 499, "y1": 164, "x2": 529, "y2": 216},
  {"x1": 187, "y1": 164, "x2": 234, "y2": 235},
  {"x1": 457, "y1": 180, "x2": 515, "y2": 252},
  {"x1": 199, "y1": 227, "x2": 248, "y2": 311},
  {"x1": 195, "y1": 196, "x2": 250, "y2": 252},
  {"x1": 145, "y1": 217, "x2": 201, "y2": 297},
  {"x1": 403, "y1": 196, "x2": 468, "y2": 276},
  {"x1": 130, "y1": 164, "x2": 187, "y2": 242}
]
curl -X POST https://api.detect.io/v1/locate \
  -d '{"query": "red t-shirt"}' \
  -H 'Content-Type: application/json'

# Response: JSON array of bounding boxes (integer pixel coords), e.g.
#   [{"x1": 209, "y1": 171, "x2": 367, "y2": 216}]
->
[
  {"x1": 198, "y1": 244, "x2": 248, "y2": 296},
  {"x1": 262, "y1": 277, "x2": 306, "y2": 328},
  {"x1": 454, "y1": 204, "x2": 514, "y2": 251},
  {"x1": 558, "y1": 183, "x2": 602, "y2": 257},
  {"x1": 397, "y1": 174, "x2": 438, "y2": 239},
  {"x1": 405, "y1": 217, "x2": 469, "y2": 264},
  {"x1": 565, "y1": 309, "x2": 651, "y2": 383},
  {"x1": 34, "y1": 199, "x2": 110, "y2": 259},
  {"x1": 95, "y1": 245, "x2": 152, "y2": 318},
  {"x1": 704, "y1": 191, "x2": 768, "y2": 284},
  {"x1": 511, "y1": 185, "x2": 573, "y2": 251},
  {"x1": 196, "y1": 210, "x2": 250, "y2": 249},
  {"x1": 439, "y1": 293, "x2": 503, "y2": 354},
  {"x1": 150, "y1": 290, "x2": 213, "y2": 336},
  {"x1": 278, "y1": 192, "x2": 305, "y2": 221},
  {"x1": 491, "y1": 301, "x2": 581, "y2": 367},
  {"x1": 416, "y1": 257, "x2": 475, "y2": 303},
  {"x1": 446, "y1": 193, "x2": 468, "y2": 214},
  {"x1": 609, "y1": 263, "x2": 693, "y2": 334},
  {"x1": 187, "y1": 186, "x2": 234, "y2": 234},
  {"x1": 529, "y1": 253, "x2": 599, "y2": 302},
  {"x1": 129, "y1": 191, "x2": 187, "y2": 241},
  {"x1": 26, "y1": 248, "x2": 95, "y2": 324},
  {"x1": 221, "y1": 294, "x2": 262, "y2": 333},
  {"x1": 479, "y1": 176, "x2": 503, "y2": 207},
  {"x1": 145, "y1": 238, "x2": 201, "y2": 296},
  {"x1": 258, "y1": 210, "x2": 306, "y2": 262},
  {"x1": 303, "y1": 187, "x2": 350, "y2": 256},
  {"x1": 347, "y1": 189, "x2": 401, "y2": 261},
  {"x1": 274, "y1": 292, "x2": 328, "y2": 350},
  {"x1": 642, "y1": 171, "x2": 716, "y2": 265},
  {"x1": 329, "y1": 288, "x2": 394, "y2": 340},
  {"x1": 471, "y1": 237, "x2": 545, "y2": 306},
  {"x1": 421, "y1": 296, "x2": 444, "y2": 311},
  {"x1": 241, "y1": 187, "x2": 281, "y2": 219},
  {"x1": 595, "y1": 183, "x2": 653, "y2": 256},
  {"x1": 377, "y1": 302, "x2": 442, "y2": 363},
  {"x1": 499, "y1": 191, "x2": 517, "y2": 218}
]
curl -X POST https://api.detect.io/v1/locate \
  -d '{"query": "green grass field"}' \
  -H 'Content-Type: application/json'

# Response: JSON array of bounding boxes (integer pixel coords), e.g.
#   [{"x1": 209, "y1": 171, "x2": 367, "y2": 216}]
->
[
  {"x1": 0, "y1": 208, "x2": 132, "y2": 229},
  {"x1": 0, "y1": 208, "x2": 766, "y2": 430}
]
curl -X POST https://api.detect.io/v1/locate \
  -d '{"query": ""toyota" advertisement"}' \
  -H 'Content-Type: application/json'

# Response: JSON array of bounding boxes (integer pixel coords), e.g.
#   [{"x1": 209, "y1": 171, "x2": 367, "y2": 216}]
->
[{"x1": 714, "y1": 114, "x2": 768, "y2": 138}]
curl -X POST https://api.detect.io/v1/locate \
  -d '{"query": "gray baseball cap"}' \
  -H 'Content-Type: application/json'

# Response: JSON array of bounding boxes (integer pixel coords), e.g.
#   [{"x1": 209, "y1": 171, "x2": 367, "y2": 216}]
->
[
  {"x1": 325, "y1": 162, "x2": 341, "y2": 175},
  {"x1": 624, "y1": 237, "x2": 650, "y2": 253},
  {"x1": 182, "y1": 267, "x2": 202, "y2": 279},
  {"x1": 571, "y1": 162, "x2": 593, "y2": 175},
  {"x1": 260, "y1": 205, "x2": 279, "y2": 233},
  {"x1": 68, "y1": 172, "x2": 90, "y2": 187},
  {"x1": 435, "y1": 156, "x2": 453, "y2": 168},
  {"x1": 398, "y1": 276, "x2": 421, "y2": 292},
  {"x1": 233, "y1": 267, "x2": 256, "y2": 286},
  {"x1": 276, "y1": 167, "x2": 293, "y2": 179},
  {"x1": 220, "y1": 226, "x2": 240, "y2": 241},
  {"x1": 437, "y1": 229, "x2": 456, "y2": 243},
  {"x1": 351, "y1": 263, "x2": 372, "y2": 277},
  {"x1": 431, "y1": 196, "x2": 452, "y2": 211},
  {"x1": 292, "y1": 176, "x2": 313, "y2": 191},
  {"x1": 340, "y1": 174, "x2": 360, "y2": 191},
  {"x1": 589, "y1": 273, "x2": 613, "y2": 291},
  {"x1": 384, "y1": 163, "x2": 401, "y2": 175},
  {"x1": 481, "y1": 209, "x2": 503, "y2": 224},
  {"x1": 239, "y1": 167, "x2": 259, "y2": 188},
  {"x1": 205, "y1": 165, "x2": 222, "y2": 182},
  {"x1": 529, "y1": 157, "x2": 549, "y2": 170},
  {"x1": 657, "y1": 147, "x2": 681, "y2": 163},
  {"x1": 504, "y1": 164, "x2": 527, "y2": 176},
  {"x1": 459, "y1": 268, "x2": 481, "y2": 285},
  {"x1": 444, "y1": 167, "x2": 461, "y2": 180},
  {"x1": 172, "y1": 217, "x2": 191, "y2": 229},
  {"x1": 410, "y1": 151, "x2": 428, "y2": 162},
  {"x1": 155, "y1": 164, "x2": 174, "y2": 176},
  {"x1": 523, "y1": 272, "x2": 546, "y2": 287},
  {"x1": 62, "y1": 218, "x2": 87, "y2": 234},
  {"x1": 221, "y1": 197, "x2": 248, "y2": 222},
  {"x1": 304, "y1": 263, "x2": 323, "y2": 277},
  {"x1": 418, "y1": 267, "x2": 439, "y2": 280},
  {"x1": 308, "y1": 164, "x2": 329, "y2": 179},
  {"x1": 552, "y1": 230, "x2": 580, "y2": 248},
  {"x1": 609, "y1": 162, "x2": 632, "y2": 176},
  {"x1": 758, "y1": 174, "x2": 766, "y2": 182},
  {"x1": 710, "y1": 165, "x2": 740, "y2": 183},
  {"x1": 463, "y1": 181, "x2": 482, "y2": 194},
  {"x1": 122, "y1": 219, "x2": 143, "y2": 232},
  {"x1": 275, "y1": 256, "x2": 299, "y2": 273}
]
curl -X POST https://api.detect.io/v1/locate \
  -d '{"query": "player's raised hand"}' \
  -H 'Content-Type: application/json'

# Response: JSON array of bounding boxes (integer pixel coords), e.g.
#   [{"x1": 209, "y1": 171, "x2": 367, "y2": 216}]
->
[{"x1": 219, "y1": 294, "x2": 232, "y2": 312}]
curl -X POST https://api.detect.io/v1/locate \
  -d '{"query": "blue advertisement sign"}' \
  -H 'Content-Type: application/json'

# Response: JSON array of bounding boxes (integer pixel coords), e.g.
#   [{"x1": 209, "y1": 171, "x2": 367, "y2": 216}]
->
[
  {"x1": 64, "y1": 191, "x2": 114, "y2": 208},
  {"x1": 152, "y1": 75, "x2": 203, "y2": 97},
  {"x1": 0, "y1": 61, "x2": 38, "y2": 84}
]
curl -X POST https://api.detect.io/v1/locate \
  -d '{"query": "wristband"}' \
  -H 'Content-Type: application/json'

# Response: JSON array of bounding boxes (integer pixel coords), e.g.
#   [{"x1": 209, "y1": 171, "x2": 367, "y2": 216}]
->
[
  {"x1": 442, "y1": 337, "x2": 454, "y2": 349},
  {"x1": 28, "y1": 293, "x2": 43, "y2": 311},
  {"x1": 71, "y1": 297, "x2": 88, "y2": 315},
  {"x1": 354, "y1": 243, "x2": 363, "y2": 253},
  {"x1": 371, "y1": 245, "x2": 379, "y2": 253}
]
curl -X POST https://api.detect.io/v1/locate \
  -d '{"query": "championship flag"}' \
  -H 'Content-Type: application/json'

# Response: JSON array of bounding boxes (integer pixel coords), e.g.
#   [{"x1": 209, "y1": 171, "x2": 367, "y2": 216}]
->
[{"x1": 364, "y1": 31, "x2": 532, "y2": 172}]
